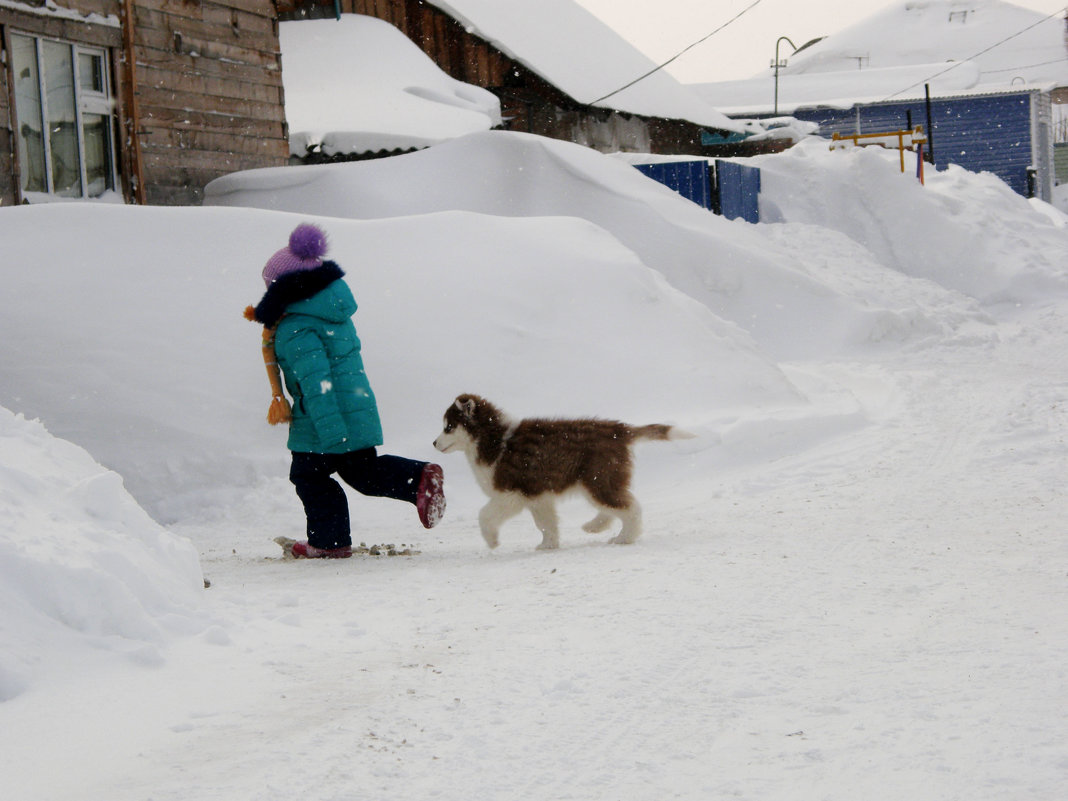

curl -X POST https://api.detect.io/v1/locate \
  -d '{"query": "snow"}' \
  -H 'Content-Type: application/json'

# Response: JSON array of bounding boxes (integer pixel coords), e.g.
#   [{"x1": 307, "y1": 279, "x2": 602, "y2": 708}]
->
[
  {"x1": 2, "y1": 129, "x2": 1068, "y2": 798},
  {"x1": 783, "y1": 0, "x2": 1068, "y2": 84},
  {"x1": 692, "y1": 61, "x2": 987, "y2": 116},
  {"x1": 408, "y1": 0, "x2": 743, "y2": 130},
  {"x1": 0, "y1": 0, "x2": 119, "y2": 27},
  {"x1": 692, "y1": 0, "x2": 1068, "y2": 113},
  {"x1": 280, "y1": 17, "x2": 502, "y2": 158},
  {"x1": 279, "y1": 4, "x2": 744, "y2": 158},
  {"x1": 0, "y1": 407, "x2": 205, "y2": 703}
]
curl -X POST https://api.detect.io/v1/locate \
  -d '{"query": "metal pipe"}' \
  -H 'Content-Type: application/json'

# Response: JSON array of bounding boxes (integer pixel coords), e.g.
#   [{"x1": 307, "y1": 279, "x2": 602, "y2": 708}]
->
[
  {"x1": 773, "y1": 36, "x2": 798, "y2": 116},
  {"x1": 120, "y1": 0, "x2": 147, "y2": 204},
  {"x1": 924, "y1": 83, "x2": 936, "y2": 165}
]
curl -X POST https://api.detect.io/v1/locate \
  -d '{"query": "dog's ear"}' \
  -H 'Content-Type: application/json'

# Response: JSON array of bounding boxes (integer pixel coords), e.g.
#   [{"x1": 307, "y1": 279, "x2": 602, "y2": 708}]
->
[{"x1": 455, "y1": 396, "x2": 477, "y2": 420}]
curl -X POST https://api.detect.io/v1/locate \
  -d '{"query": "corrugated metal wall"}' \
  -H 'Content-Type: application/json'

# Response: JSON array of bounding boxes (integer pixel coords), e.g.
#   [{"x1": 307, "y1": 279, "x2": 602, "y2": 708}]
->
[
  {"x1": 715, "y1": 161, "x2": 761, "y2": 223},
  {"x1": 633, "y1": 160, "x2": 762, "y2": 223},
  {"x1": 633, "y1": 161, "x2": 712, "y2": 209},
  {"x1": 793, "y1": 92, "x2": 1037, "y2": 197}
]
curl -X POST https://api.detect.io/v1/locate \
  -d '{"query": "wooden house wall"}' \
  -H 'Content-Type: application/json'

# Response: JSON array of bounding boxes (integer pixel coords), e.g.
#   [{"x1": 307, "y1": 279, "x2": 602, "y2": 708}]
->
[
  {"x1": 129, "y1": 0, "x2": 289, "y2": 205},
  {"x1": 0, "y1": 28, "x2": 12, "y2": 207},
  {"x1": 2, "y1": 0, "x2": 289, "y2": 206}
]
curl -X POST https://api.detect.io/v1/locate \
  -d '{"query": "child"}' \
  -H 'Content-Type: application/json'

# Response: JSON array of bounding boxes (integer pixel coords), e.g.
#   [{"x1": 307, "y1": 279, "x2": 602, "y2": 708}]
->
[{"x1": 246, "y1": 223, "x2": 445, "y2": 558}]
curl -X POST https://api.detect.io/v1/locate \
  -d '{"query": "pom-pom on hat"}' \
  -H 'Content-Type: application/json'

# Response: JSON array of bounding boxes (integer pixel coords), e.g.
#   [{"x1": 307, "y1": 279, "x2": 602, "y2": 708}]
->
[{"x1": 262, "y1": 223, "x2": 329, "y2": 286}]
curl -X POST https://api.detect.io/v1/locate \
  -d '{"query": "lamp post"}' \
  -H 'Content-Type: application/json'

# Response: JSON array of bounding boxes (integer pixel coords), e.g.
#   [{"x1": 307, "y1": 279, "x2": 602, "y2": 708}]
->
[{"x1": 772, "y1": 36, "x2": 797, "y2": 116}]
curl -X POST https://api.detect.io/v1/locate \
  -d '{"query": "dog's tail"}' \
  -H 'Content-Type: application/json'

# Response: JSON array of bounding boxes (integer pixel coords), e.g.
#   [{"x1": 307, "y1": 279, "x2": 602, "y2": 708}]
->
[{"x1": 630, "y1": 424, "x2": 697, "y2": 442}]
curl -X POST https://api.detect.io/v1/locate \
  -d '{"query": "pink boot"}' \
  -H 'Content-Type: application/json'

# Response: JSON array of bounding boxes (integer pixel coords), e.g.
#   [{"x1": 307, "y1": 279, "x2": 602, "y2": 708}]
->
[
  {"x1": 416, "y1": 464, "x2": 446, "y2": 529},
  {"x1": 291, "y1": 541, "x2": 353, "y2": 559}
]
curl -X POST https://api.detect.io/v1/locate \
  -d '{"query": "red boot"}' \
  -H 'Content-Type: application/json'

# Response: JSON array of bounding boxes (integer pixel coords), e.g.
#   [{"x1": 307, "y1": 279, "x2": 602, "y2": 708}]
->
[
  {"x1": 291, "y1": 541, "x2": 353, "y2": 559},
  {"x1": 416, "y1": 464, "x2": 446, "y2": 529}
]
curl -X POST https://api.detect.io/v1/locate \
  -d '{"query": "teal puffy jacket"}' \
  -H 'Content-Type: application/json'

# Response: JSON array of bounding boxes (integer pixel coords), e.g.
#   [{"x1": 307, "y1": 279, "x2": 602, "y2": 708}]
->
[{"x1": 271, "y1": 271, "x2": 384, "y2": 454}]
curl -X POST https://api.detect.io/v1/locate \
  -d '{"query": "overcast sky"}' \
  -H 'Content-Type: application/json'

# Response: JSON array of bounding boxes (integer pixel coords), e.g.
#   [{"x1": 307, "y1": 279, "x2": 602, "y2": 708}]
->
[{"x1": 572, "y1": 0, "x2": 1068, "y2": 83}]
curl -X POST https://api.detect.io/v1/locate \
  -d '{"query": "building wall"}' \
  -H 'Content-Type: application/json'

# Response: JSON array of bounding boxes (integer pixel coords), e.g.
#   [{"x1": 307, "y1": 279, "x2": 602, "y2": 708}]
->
[
  {"x1": 1, "y1": 0, "x2": 289, "y2": 206},
  {"x1": 0, "y1": 27, "x2": 12, "y2": 206},
  {"x1": 129, "y1": 0, "x2": 289, "y2": 205},
  {"x1": 1055, "y1": 142, "x2": 1068, "y2": 184}
]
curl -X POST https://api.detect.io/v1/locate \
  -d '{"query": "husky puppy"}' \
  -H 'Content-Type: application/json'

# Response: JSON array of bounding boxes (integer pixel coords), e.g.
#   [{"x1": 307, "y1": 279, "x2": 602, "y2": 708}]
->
[{"x1": 433, "y1": 394, "x2": 691, "y2": 550}]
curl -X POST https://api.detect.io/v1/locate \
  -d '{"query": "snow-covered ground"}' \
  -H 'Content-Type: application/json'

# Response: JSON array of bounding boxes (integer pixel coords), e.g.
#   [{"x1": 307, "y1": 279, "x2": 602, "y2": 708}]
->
[{"x1": 1, "y1": 132, "x2": 1067, "y2": 799}]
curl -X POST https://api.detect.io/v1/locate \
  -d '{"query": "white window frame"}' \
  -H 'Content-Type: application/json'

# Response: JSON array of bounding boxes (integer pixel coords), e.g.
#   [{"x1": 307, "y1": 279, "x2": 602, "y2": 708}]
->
[{"x1": 10, "y1": 32, "x2": 119, "y2": 201}]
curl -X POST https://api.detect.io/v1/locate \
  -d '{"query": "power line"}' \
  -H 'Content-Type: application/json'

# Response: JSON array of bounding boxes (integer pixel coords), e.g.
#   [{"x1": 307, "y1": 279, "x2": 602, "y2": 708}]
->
[
  {"x1": 882, "y1": 5, "x2": 1068, "y2": 101},
  {"x1": 588, "y1": 0, "x2": 764, "y2": 107},
  {"x1": 982, "y1": 57, "x2": 1068, "y2": 74}
]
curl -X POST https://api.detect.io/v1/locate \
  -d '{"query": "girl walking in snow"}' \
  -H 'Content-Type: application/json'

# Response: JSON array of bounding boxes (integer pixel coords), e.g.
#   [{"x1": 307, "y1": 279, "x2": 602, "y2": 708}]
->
[{"x1": 246, "y1": 223, "x2": 445, "y2": 558}]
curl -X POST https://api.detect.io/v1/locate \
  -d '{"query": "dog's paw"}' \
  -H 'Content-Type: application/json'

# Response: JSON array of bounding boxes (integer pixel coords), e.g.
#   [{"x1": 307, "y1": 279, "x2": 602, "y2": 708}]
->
[
  {"x1": 481, "y1": 530, "x2": 500, "y2": 549},
  {"x1": 535, "y1": 541, "x2": 559, "y2": 551},
  {"x1": 609, "y1": 533, "x2": 639, "y2": 545},
  {"x1": 582, "y1": 513, "x2": 614, "y2": 534}
]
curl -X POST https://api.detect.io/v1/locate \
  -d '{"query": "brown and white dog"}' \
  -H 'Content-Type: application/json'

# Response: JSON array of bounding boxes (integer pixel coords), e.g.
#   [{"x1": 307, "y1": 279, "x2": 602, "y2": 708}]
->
[{"x1": 433, "y1": 394, "x2": 692, "y2": 550}]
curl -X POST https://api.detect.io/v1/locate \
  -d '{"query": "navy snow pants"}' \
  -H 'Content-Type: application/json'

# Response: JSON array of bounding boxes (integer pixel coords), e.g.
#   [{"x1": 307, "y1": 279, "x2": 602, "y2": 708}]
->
[{"x1": 290, "y1": 447, "x2": 427, "y2": 549}]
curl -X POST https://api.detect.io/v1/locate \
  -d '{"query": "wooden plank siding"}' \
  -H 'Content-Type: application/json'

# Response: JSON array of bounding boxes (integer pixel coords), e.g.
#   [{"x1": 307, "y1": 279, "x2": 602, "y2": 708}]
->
[
  {"x1": 130, "y1": 0, "x2": 288, "y2": 203},
  {"x1": 1, "y1": 0, "x2": 287, "y2": 206},
  {"x1": 0, "y1": 26, "x2": 12, "y2": 205}
]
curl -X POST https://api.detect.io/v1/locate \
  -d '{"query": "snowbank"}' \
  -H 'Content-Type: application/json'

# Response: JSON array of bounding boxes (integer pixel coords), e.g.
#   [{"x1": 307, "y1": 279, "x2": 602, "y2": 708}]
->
[
  {"x1": 2, "y1": 122, "x2": 1068, "y2": 800},
  {"x1": 206, "y1": 129, "x2": 995, "y2": 358},
  {"x1": 0, "y1": 406, "x2": 204, "y2": 702},
  {"x1": 753, "y1": 138, "x2": 1068, "y2": 304},
  {"x1": 0, "y1": 200, "x2": 803, "y2": 524},
  {"x1": 280, "y1": 16, "x2": 501, "y2": 157}
]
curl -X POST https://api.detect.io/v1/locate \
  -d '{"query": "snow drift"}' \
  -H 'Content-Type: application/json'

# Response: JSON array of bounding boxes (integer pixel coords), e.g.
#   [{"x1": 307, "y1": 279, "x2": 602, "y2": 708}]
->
[
  {"x1": 0, "y1": 407, "x2": 204, "y2": 702},
  {"x1": 280, "y1": 16, "x2": 502, "y2": 157},
  {"x1": 0, "y1": 200, "x2": 803, "y2": 525},
  {"x1": 2, "y1": 125, "x2": 1067, "y2": 800},
  {"x1": 206, "y1": 130, "x2": 1010, "y2": 359}
]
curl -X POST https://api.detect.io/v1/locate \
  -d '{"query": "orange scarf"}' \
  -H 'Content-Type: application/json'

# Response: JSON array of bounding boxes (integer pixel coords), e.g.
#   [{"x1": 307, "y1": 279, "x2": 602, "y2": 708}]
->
[{"x1": 245, "y1": 306, "x2": 292, "y2": 425}]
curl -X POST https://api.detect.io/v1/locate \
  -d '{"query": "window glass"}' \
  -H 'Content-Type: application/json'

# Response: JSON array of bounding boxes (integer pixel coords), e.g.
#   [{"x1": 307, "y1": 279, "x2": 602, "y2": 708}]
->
[
  {"x1": 10, "y1": 34, "x2": 47, "y2": 194},
  {"x1": 9, "y1": 34, "x2": 116, "y2": 199},
  {"x1": 78, "y1": 52, "x2": 105, "y2": 94},
  {"x1": 82, "y1": 113, "x2": 113, "y2": 196},
  {"x1": 42, "y1": 39, "x2": 82, "y2": 197}
]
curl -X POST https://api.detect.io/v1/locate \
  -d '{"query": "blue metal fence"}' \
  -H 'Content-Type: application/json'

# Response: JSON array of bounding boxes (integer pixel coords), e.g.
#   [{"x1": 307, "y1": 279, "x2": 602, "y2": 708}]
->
[
  {"x1": 715, "y1": 160, "x2": 762, "y2": 223},
  {"x1": 792, "y1": 92, "x2": 1034, "y2": 196},
  {"x1": 633, "y1": 159, "x2": 762, "y2": 223},
  {"x1": 633, "y1": 161, "x2": 713, "y2": 209}
]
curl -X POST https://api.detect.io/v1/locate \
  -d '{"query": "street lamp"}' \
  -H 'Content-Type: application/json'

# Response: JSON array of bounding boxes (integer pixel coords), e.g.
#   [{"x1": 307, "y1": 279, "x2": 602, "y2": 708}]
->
[{"x1": 772, "y1": 36, "x2": 798, "y2": 115}]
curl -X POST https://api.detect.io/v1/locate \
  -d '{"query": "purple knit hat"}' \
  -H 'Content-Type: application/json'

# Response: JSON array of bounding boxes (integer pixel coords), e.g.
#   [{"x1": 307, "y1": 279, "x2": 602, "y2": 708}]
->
[{"x1": 262, "y1": 223, "x2": 329, "y2": 286}]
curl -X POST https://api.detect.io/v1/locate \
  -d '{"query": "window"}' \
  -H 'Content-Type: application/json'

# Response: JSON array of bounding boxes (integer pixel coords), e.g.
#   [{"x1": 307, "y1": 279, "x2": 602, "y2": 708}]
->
[
  {"x1": 276, "y1": 0, "x2": 341, "y2": 22},
  {"x1": 10, "y1": 33, "x2": 118, "y2": 199}
]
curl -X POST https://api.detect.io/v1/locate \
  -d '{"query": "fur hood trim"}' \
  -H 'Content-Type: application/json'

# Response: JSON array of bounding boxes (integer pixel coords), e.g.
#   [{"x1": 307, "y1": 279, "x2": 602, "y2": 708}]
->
[{"x1": 248, "y1": 261, "x2": 345, "y2": 328}]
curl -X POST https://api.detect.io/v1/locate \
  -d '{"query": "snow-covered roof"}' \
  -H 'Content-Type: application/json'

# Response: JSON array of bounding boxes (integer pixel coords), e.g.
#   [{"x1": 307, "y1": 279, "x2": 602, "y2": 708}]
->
[
  {"x1": 280, "y1": 16, "x2": 502, "y2": 157},
  {"x1": 691, "y1": 0, "x2": 1068, "y2": 115},
  {"x1": 425, "y1": 0, "x2": 744, "y2": 131}
]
